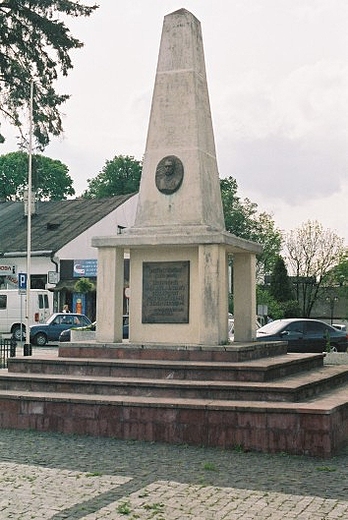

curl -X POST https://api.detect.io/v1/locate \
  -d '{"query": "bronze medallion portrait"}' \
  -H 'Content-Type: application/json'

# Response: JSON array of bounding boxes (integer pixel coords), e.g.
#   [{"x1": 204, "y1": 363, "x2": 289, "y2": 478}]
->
[{"x1": 155, "y1": 155, "x2": 184, "y2": 194}]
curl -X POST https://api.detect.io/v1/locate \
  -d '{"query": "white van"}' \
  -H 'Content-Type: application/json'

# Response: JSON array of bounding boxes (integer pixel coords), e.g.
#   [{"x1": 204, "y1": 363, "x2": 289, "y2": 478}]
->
[{"x1": 0, "y1": 289, "x2": 50, "y2": 340}]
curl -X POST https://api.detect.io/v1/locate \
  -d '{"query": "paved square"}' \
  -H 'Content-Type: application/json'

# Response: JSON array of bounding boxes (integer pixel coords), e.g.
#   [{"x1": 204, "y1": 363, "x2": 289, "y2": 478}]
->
[{"x1": 0, "y1": 429, "x2": 347, "y2": 519}]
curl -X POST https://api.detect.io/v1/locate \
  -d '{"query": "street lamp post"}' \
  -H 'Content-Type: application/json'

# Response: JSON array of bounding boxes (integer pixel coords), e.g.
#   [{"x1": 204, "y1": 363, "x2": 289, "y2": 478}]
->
[
  {"x1": 326, "y1": 296, "x2": 338, "y2": 325},
  {"x1": 24, "y1": 79, "x2": 34, "y2": 356}
]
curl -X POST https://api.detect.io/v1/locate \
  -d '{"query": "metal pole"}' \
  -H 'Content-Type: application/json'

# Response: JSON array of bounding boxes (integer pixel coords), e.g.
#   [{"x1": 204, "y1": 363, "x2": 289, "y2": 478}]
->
[{"x1": 24, "y1": 80, "x2": 34, "y2": 356}]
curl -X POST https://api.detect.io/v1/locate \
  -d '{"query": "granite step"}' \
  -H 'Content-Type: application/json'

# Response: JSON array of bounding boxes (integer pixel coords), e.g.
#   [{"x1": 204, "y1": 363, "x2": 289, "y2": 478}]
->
[
  {"x1": 2, "y1": 344, "x2": 348, "y2": 457},
  {"x1": 7, "y1": 353, "x2": 325, "y2": 382},
  {"x1": 58, "y1": 341, "x2": 289, "y2": 362},
  {"x1": 1, "y1": 364, "x2": 348, "y2": 402},
  {"x1": 0, "y1": 381, "x2": 347, "y2": 457}
]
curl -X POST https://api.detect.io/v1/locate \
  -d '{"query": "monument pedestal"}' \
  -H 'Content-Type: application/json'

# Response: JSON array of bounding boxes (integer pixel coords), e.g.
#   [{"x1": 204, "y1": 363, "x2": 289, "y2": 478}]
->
[
  {"x1": 1, "y1": 341, "x2": 348, "y2": 457},
  {"x1": 94, "y1": 228, "x2": 259, "y2": 345}
]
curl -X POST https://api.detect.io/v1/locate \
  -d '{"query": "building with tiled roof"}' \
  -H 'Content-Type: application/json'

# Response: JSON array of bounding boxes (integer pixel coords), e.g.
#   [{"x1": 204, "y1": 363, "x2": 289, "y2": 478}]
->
[{"x1": 0, "y1": 194, "x2": 137, "y2": 317}]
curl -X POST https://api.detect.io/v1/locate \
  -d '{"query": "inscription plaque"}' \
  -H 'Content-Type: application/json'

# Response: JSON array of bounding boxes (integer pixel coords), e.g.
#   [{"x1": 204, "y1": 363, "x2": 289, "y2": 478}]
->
[{"x1": 142, "y1": 261, "x2": 190, "y2": 323}]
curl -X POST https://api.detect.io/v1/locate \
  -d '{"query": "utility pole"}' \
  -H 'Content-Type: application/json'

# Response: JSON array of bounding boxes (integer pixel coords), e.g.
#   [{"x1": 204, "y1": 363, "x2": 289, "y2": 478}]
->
[{"x1": 24, "y1": 79, "x2": 34, "y2": 356}]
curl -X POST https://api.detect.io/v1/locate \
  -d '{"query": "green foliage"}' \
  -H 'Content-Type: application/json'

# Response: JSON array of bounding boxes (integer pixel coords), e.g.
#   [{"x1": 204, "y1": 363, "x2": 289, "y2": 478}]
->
[
  {"x1": 324, "y1": 249, "x2": 348, "y2": 287},
  {"x1": 269, "y1": 256, "x2": 294, "y2": 302},
  {"x1": 279, "y1": 300, "x2": 301, "y2": 318},
  {"x1": 220, "y1": 176, "x2": 254, "y2": 238},
  {"x1": 83, "y1": 155, "x2": 142, "y2": 198},
  {"x1": 117, "y1": 501, "x2": 132, "y2": 515},
  {"x1": 258, "y1": 287, "x2": 301, "y2": 319},
  {"x1": 74, "y1": 278, "x2": 95, "y2": 294},
  {"x1": 220, "y1": 176, "x2": 282, "y2": 277},
  {"x1": 0, "y1": 1, "x2": 98, "y2": 148},
  {"x1": 0, "y1": 151, "x2": 74, "y2": 200},
  {"x1": 256, "y1": 287, "x2": 283, "y2": 320},
  {"x1": 264, "y1": 256, "x2": 301, "y2": 318},
  {"x1": 202, "y1": 462, "x2": 217, "y2": 471}
]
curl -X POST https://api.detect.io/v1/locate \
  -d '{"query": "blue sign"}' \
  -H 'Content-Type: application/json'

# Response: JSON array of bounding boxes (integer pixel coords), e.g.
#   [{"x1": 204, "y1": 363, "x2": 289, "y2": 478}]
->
[
  {"x1": 18, "y1": 272, "x2": 27, "y2": 291},
  {"x1": 73, "y1": 259, "x2": 98, "y2": 278}
]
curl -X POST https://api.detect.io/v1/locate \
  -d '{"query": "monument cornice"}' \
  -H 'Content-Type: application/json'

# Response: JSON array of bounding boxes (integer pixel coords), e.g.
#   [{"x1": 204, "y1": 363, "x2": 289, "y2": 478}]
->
[{"x1": 92, "y1": 228, "x2": 262, "y2": 255}]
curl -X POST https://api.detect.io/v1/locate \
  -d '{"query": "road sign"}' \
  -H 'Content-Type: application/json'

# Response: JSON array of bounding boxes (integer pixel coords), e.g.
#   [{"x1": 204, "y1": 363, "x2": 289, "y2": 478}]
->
[
  {"x1": 48, "y1": 271, "x2": 59, "y2": 284},
  {"x1": 18, "y1": 273, "x2": 27, "y2": 294}
]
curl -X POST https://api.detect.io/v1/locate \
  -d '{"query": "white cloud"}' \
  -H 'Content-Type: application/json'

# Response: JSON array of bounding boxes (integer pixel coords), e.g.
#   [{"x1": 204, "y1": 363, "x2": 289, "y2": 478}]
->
[
  {"x1": 216, "y1": 58, "x2": 348, "y2": 209},
  {"x1": 1, "y1": 0, "x2": 347, "y2": 241}
]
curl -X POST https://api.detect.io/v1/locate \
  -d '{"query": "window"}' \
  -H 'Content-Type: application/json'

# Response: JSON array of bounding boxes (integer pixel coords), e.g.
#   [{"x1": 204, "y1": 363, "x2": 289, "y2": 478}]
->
[
  {"x1": 0, "y1": 295, "x2": 7, "y2": 309},
  {"x1": 38, "y1": 294, "x2": 49, "y2": 309},
  {"x1": 61, "y1": 316, "x2": 73, "y2": 325},
  {"x1": 305, "y1": 321, "x2": 327, "y2": 334},
  {"x1": 31, "y1": 275, "x2": 46, "y2": 289},
  {"x1": 285, "y1": 322, "x2": 304, "y2": 334}
]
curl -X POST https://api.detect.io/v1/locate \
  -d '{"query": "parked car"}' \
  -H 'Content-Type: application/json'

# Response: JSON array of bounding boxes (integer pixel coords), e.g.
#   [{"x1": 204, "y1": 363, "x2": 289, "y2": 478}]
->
[
  {"x1": 30, "y1": 313, "x2": 92, "y2": 346},
  {"x1": 256, "y1": 318, "x2": 348, "y2": 353},
  {"x1": 59, "y1": 316, "x2": 129, "y2": 342},
  {"x1": 228, "y1": 314, "x2": 262, "y2": 339},
  {"x1": 332, "y1": 323, "x2": 347, "y2": 332}
]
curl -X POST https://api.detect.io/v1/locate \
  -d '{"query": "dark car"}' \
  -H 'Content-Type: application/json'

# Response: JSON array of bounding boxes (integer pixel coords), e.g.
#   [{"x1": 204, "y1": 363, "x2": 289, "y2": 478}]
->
[
  {"x1": 59, "y1": 316, "x2": 129, "y2": 342},
  {"x1": 256, "y1": 318, "x2": 348, "y2": 353},
  {"x1": 30, "y1": 313, "x2": 92, "y2": 346}
]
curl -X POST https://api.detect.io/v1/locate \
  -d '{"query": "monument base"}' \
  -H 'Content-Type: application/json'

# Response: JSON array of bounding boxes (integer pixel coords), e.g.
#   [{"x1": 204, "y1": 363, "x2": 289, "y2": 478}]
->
[{"x1": 1, "y1": 341, "x2": 348, "y2": 457}]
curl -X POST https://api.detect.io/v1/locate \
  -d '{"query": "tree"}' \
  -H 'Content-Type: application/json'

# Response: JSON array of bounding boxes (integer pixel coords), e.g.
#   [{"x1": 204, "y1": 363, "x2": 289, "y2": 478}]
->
[
  {"x1": 0, "y1": 151, "x2": 75, "y2": 200},
  {"x1": 284, "y1": 220, "x2": 344, "y2": 317},
  {"x1": 0, "y1": 1, "x2": 98, "y2": 148},
  {"x1": 269, "y1": 255, "x2": 293, "y2": 302},
  {"x1": 321, "y1": 249, "x2": 348, "y2": 316},
  {"x1": 220, "y1": 176, "x2": 282, "y2": 278},
  {"x1": 256, "y1": 287, "x2": 283, "y2": 320},
  {"x1": 74, "y1": 277, "x2": 95, "y2": 294},
  {"x1": 83, "y1": 155, "x2": 142, "y2": 198},
  {"x1": 324, "y1": 249, "x2": 348, "y2": 287},
  {"x1": 267, "y1": 255, "x2": 301, "y2": 318}
]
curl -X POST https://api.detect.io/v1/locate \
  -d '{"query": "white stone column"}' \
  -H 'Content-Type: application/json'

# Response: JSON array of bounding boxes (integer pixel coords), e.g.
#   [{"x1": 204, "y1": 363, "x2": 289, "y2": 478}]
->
[
  {"x1": 96, "y1": 246, "x2": 124, "y2": 343},
  {"x1": 233, "y1": 253, "x2": 257, "y2": 342},
  {"x1": 198, "y1": 244, "x2": 228, "y2": 344}
]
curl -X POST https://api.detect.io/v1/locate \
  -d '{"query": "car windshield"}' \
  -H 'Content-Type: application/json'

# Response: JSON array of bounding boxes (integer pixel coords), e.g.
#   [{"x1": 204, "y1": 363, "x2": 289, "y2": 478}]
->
[
  {"x1": 45, "y1": 313, "x2": 86, "y2": 325},
  {"x1": 257, "y1": 320, "x2": 289, "y2": 334},
  {"x1": 46, "y1": 314, "x2": 58, "y2": 325}
]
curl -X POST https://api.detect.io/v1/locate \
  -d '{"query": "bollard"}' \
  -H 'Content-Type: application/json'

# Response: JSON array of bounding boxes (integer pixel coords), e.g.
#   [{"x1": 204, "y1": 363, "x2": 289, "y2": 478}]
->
[
  {"x1": 23, "y1": 343, "x2": 32, "y2": 356},
  {"x1": 10, "y1": 338, "x2": 17, "y2": 357}
]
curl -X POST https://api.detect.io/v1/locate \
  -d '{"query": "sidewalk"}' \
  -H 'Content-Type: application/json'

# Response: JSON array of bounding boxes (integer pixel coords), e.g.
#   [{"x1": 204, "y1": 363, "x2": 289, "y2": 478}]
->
[{"x1": 0, "y1": 428, "x2": 347, "y2": 519}]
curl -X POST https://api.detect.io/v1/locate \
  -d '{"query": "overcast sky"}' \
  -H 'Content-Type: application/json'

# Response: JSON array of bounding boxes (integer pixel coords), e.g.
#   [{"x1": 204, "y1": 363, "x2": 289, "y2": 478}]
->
[{"x1": 2, "y1": 0, "x2": 348, "y2": 242}]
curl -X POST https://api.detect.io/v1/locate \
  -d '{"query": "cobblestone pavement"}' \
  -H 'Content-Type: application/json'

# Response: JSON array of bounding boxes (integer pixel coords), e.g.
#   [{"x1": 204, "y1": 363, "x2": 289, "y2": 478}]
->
[{"x1": 0, "y1": 428, "x2": 347, "y2": 519}]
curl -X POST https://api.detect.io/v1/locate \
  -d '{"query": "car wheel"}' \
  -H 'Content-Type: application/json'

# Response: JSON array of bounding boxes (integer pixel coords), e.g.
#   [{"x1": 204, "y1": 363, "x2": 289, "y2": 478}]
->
[
  {"x1": 34, "y1": 332, "x2": 47, "y2": 346},
  {"x1": 12, "y1": 325, "x2": 25, "y2": 341},
  {"x1": 329, "y1": 344, "x2": 338, "y2": 353}
]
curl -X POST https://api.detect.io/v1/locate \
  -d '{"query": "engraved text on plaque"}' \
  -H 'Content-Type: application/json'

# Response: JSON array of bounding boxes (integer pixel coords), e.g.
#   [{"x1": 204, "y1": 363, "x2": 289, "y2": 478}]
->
[{"x1": 142, "y1": 261, "x2": 190, "y2": 323}]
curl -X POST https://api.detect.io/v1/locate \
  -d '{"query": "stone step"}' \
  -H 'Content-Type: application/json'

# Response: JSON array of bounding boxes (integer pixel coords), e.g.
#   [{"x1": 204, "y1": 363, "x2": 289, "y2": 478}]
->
[
  {"x1": 8, "y1": 353, "x2": 325, "y2": 382},
  {"x1": 0, "y1": 382, "x2": 347, "y2": 457},
  {"x1": 58, "y1": 341, "x2": 289, "y2": 362},
  {"x1": 2, "y1": 344, "x2": 347, "y2": 457},
  {"x1": 1, "y1": 364, "x2": 348, "y2": 402}
]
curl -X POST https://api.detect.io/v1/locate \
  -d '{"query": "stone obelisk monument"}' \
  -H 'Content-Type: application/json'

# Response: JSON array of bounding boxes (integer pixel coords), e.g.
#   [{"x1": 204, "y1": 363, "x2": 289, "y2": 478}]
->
[
  {"x1": 134, "y1": 8, "x2": 225, "y2": 233},
  {"x1": 93, "y1": 9, "x2": 261, "y2": 345}
]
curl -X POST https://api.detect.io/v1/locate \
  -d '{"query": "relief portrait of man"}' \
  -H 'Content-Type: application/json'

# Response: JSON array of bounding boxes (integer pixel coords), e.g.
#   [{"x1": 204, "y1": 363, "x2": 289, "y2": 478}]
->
[{"x1": 155, "y1": 155, "x2": 184, "y2": 194}]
